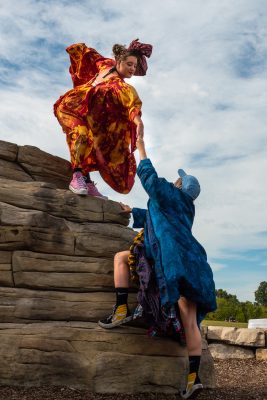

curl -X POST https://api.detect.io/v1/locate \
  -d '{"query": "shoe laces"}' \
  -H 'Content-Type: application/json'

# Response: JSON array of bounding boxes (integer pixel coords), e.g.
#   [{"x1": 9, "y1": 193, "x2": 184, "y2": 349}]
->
[
  {"x1": 74, "y1": 173, "x2": 87, "y2": 189},
  {"x1": 106, "y1": 305, "x2": 117, "y2": 322}
]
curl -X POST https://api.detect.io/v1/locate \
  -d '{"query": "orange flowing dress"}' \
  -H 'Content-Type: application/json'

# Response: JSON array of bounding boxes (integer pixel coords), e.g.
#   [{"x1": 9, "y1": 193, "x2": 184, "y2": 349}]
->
[{"x1": 54, "y1": 43, "x2": 142, "y2": 194}]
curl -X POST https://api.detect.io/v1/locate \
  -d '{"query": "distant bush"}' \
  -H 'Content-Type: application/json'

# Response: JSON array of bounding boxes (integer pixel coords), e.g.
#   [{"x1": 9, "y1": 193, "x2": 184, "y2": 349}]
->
[{"x1": 205, "y1": 288, "x2": 264, "y2": 322}]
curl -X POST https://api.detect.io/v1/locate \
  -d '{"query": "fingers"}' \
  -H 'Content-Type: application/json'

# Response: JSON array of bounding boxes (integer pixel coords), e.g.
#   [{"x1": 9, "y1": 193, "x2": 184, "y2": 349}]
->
[{"x1": 119, "y1": 202, "x2": 131, "y2": 212}]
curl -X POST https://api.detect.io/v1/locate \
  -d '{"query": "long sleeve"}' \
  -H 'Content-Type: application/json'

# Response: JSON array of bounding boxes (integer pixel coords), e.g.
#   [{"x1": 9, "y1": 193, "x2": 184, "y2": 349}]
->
[
  {"x1": 132, "y1": 207, "x2": 147, "y2": 228},
  {"x1": 66, "y1": 43, "x2": 114, "y2": 87},
  {"x1": 137, "y1": 159, "x2": 174, "y2": 205}
]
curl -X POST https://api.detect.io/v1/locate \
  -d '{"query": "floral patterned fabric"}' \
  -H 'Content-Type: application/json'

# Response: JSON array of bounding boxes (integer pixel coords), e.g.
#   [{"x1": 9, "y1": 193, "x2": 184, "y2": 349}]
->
[{"x1": 54, "y1": 43, "x2": 142, "y2": 194}]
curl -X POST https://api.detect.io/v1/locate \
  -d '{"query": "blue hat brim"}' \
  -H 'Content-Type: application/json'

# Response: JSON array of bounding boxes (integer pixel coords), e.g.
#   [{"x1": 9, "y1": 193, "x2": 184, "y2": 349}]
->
[{"x1": 178, "y1": 169, "x2": 186, "y2": 178}]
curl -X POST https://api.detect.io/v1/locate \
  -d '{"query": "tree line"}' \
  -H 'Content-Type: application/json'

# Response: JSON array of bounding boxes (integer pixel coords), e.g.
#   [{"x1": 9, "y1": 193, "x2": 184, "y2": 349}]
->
[{"x1": 206, "y1": 281, "x2": 267, "y2": 322}]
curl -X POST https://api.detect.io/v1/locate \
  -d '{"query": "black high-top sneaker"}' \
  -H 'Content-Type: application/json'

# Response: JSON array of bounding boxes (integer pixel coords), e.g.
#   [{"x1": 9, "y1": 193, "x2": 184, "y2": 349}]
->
[
  {"x1": 98, "y1": 304, "x2": 132, "y2": 329},
  {"x1": 180, "y1": 372, "x2": 203, "y2": 399}
]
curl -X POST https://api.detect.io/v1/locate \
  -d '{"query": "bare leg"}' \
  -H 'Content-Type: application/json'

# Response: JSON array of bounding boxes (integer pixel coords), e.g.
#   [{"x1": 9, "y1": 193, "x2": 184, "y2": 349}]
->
[
  {"x1": 178, "y1": 296, "x2": 202, "y2": 355},
  {"x1": 114, "y1": 250, "x2": 130, "y2": 288},
  {"x1": 178, "y1": 297, "x2": 204, "y2": 397}
]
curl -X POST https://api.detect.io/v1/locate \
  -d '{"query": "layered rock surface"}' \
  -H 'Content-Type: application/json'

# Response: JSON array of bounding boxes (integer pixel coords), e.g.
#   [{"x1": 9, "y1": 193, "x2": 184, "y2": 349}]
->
[{"x1": 0, "y1": 140, "x2": 215, "y2": 392}]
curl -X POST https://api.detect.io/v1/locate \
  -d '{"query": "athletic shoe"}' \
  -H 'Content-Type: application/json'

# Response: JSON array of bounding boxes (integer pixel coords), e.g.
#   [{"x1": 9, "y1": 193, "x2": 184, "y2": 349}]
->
[
  {"x1": 86, "y1": 181, "x2": 108, "y2": 199},
  {"x1": 98, "y1": 304, "x2": 132, "y2": 329},
  {"x1": 69, "y1": 171, "x2": 88, "y2": 195},
  {"x1": 180, "y1": 373, "x2": 203, "y2": 399}
]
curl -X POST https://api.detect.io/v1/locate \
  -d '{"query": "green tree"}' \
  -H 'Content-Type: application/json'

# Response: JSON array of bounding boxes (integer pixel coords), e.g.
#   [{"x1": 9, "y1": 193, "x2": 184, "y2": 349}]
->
[
  {"x1": 255, "y1": 281, "x2": 267, "y2": 306},
  {"x1": 206, "y1": 288, "x2": 263, "y2": 322},
  {"x1": 239, "y1": 301, "x2": 262, "y2": 321},
  {"x1": 216, "y1": 288, "x2": 238, "y2": 302}
]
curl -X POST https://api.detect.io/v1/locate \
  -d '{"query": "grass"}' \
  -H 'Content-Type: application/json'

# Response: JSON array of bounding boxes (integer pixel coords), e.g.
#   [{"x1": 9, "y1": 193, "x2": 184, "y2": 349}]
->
[{"x1": 201, "y1": 320, "x2": 248, "y2": 328}]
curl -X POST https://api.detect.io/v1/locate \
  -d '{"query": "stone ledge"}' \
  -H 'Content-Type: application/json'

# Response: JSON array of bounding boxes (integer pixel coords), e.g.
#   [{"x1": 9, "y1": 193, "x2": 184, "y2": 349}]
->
[
  {"x1": 208, "y1": 343, "x2": 255, "y2": 359},
  {"x1": 256, "y1": 348, "x2": 267, "y2": 360},
  {"x1": 0, "y1": 322, "x2": 215, "y2": 392},
  {"x1": 0, "y1": 287, "x2": 137, "y2": 323},
  {"x1": 207, "y1": 326, "x2": 266, "y2": 347},
  {"x1": 0, "y1": 178, "x2": 130, "y2": 226}
]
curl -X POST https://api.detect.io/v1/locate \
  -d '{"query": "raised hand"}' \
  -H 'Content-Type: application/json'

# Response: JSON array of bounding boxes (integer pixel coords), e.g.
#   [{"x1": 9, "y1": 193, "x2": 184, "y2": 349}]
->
[{"x1": 119, "y1": 202, "x2": 132, "y2": 213}]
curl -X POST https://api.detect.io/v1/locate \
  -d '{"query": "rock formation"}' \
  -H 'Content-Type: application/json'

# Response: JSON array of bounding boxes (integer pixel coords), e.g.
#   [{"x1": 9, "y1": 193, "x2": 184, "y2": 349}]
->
[{"x1": 0, "y1": 139, "x2": 215, "y2": 392}]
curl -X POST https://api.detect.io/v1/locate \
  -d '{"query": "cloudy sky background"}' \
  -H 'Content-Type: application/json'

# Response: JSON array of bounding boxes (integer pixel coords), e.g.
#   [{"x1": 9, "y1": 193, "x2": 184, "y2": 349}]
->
[{"x1": 0, "y1": 0, "x2": 266, "y2": 302}]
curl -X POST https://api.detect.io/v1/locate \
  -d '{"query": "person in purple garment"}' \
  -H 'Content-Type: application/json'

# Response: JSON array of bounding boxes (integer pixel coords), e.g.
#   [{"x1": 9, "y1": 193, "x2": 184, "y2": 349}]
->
[{"x1": 98, "y1": 132, "x2": 216, "y2": 399}]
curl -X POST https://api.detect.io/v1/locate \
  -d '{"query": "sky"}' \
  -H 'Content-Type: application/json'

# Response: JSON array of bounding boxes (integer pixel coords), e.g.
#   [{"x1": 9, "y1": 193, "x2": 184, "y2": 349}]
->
[{"x1": 0, "y1": 0, "x2": 266, "y2": 302}]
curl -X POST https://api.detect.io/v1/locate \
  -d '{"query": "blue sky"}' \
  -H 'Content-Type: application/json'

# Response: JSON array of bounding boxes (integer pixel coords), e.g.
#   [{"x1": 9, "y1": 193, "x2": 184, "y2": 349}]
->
[{"x1": 0, "y1": 0, "x2": 266, "y2": 302}]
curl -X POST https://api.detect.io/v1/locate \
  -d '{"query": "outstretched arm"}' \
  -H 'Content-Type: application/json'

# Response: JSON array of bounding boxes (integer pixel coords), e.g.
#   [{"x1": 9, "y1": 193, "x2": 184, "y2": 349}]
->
[
  {"x1": 135, "y1": 131, "x2": 147, "y2": 160},
  {"x1": 119, "y1": 203, "x2": 147, "y2": 228},
  {"x1": 135, "y1": 135, "x2": 172, "y2": 203},
  {"x1": 133, "y1": 115, "x2": 144, "y2": 144}
]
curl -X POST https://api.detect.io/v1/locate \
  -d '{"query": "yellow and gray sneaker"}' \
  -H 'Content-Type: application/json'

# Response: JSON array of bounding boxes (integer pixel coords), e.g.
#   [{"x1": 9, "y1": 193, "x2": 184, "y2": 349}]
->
[
  {"x1": 180, "y1": 372, "x2": 203, "y2": 399},
  {"x1": 98, "y1": 304, "x2": 132, "y2": 329}
]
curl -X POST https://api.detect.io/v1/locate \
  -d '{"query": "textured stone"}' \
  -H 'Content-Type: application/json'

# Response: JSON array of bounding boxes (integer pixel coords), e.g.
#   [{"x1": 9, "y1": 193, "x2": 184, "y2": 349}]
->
[
  {"x1": 0, "y1": 159, "x2": 32, "y2": 182},
  {"x1": 207, "y1": 326, "x2": 265, "y2": 347},
  {"x1": 0, "y1": 140, "x2": 18, "y2": 162},
  {"x1": 17, "y1": 144, "x2": 72, "y2": 189},
  {"x1": 12, "y1": 251, "x2": 115, "y2": 291},
  {"x1": 0, "y1": 226, "x2": 30, "y2": 251},
  {"x1": 0, "y1": 251, "x2": 13, "y2": 286},
  {"x1": 0, "y1": 202, "x2": 134, "y2": 256},
  {"x1": 102, "y1": 199, "x2": 131, "y2": 225},
  {"x1": 0, "y1": 140, "x2": 216, "y2": 392},
  {"x1": 0, "y1": 322, "x2": 215, "y2": 391},
  {"x1": 201, "y1": 325, "x2": 208, "y2": 338},
  {"x1": 0, "y1": 287, "x2": 138, "y2": 323},
  {"x1": 0, "y1": 202, "x2": 75, "y2": 254},
  {"x1": 0, "y1": 272, "x2": 13, "y2": 287},
  {"x1": 0, "y1": 178, "x2": 130, "y2": 225},
  {"x1": 208, "y1": 343, "x2": 255, "y2": 359},
  {"x1": 0, "y1": 251, "x2": 12, "y2": 264},
  {"x1": 72, "y1": 221, "x2": 135, "y2": 257},
  {"x1": 256, "y1": 348, "x2": 267, "y2": 360}
]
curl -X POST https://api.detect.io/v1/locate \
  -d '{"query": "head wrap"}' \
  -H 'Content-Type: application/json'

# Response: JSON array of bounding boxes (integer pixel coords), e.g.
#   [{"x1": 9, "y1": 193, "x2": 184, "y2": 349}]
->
[{"x1": 127, "y1": 38, "x2": 153, "y2": 76}]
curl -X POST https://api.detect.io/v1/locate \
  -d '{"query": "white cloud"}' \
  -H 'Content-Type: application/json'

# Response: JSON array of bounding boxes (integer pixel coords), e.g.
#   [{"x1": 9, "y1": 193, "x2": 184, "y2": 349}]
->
[{"x1": 1, "y1": 0, "x2": 267, "y2": 301}]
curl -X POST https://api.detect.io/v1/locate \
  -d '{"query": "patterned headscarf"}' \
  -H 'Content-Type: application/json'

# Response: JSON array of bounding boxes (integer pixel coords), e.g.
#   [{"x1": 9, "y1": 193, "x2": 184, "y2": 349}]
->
[{"x1": 127, "y1": 38, "x2": 153, "y2": 76}]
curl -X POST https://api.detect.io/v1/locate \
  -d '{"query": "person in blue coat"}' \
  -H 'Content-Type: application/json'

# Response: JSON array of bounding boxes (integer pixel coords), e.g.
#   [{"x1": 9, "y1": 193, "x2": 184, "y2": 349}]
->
[{"x1": 99, "y1": 133, "x2": 216, "y2": 399}]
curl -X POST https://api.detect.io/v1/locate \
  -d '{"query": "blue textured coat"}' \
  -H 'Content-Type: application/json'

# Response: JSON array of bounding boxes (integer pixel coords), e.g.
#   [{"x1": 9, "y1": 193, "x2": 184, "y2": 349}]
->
[{"x1": 132, "y1": 159, "x2": 216, "y2": 322}]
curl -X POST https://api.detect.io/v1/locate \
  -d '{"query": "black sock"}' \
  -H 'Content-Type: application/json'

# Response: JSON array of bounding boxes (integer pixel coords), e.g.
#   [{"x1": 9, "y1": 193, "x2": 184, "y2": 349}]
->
[
  {"x1": 85, "y1": 173, "x2": 92, "y2": 183},
  {"x1": 189, "y1": 355, "x2": 201, "y2": 383},
  {"x1": 115, "y1": 288, "x2": 128, "y2": 306}
]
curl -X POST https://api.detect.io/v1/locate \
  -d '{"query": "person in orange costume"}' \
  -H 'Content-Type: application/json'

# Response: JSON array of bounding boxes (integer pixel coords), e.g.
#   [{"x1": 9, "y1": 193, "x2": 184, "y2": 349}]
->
[{"x1": 54, "y1": 39, "x2": 152, "y2": 198}]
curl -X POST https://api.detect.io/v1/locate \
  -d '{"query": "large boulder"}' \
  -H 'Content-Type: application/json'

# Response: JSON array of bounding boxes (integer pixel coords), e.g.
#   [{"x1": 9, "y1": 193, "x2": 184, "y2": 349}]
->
[
  {"x1": 0, "y1": 140, "x2": 215, "y2": 392},
  {"x1": 0, "y1": 322, "x2": 214, "y2": 392},
  {"x1": 208, "y1": 343, "x2": 254, "y2": 359}
]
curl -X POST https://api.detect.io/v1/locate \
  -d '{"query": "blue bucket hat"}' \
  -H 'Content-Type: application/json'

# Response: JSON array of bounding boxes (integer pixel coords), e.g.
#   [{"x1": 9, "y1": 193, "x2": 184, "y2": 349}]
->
[{"x1": 178, "y1": 169, "x2": 200, "y2": 200}]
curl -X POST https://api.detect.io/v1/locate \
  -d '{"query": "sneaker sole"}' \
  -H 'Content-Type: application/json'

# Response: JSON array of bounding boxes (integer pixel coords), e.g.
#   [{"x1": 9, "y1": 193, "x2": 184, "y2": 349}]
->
[
  {"x1": 69, "y1": 185, "x2": 88, "y2": 195},
  {"x1": 180, "y1": 384, "x2": 203, "y2": 399},
  {"x1": 98, "y1": 315, "x2": 132, "y2": 329}
]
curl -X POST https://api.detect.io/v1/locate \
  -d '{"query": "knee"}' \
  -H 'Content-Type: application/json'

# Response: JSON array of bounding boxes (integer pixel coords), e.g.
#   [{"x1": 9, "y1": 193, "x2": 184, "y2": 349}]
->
[{"x1": 114, "y1": 251, "x2": 128, "y2": 265}]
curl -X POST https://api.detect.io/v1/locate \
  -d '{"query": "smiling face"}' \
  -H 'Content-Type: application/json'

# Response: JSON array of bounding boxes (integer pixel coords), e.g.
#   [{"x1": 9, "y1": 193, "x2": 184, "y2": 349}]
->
[{"x1": 116, "y1": 55, "x2": 138, "y2": 78}]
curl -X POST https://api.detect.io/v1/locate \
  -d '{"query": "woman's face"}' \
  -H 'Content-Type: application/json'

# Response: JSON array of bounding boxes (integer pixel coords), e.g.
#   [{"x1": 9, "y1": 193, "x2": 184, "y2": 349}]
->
[{"x1": 116, "y1": 56, "x2": 138, "y2": 78}]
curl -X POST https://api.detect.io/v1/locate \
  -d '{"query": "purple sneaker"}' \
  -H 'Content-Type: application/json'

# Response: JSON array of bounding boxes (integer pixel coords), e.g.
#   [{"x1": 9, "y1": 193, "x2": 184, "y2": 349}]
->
[
  {"x1": 87, "y1": 181, "x2": 108, "y2": 199},
  {"x1": 69, "y1": 171, "x2": 88, "y2": 195}
]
